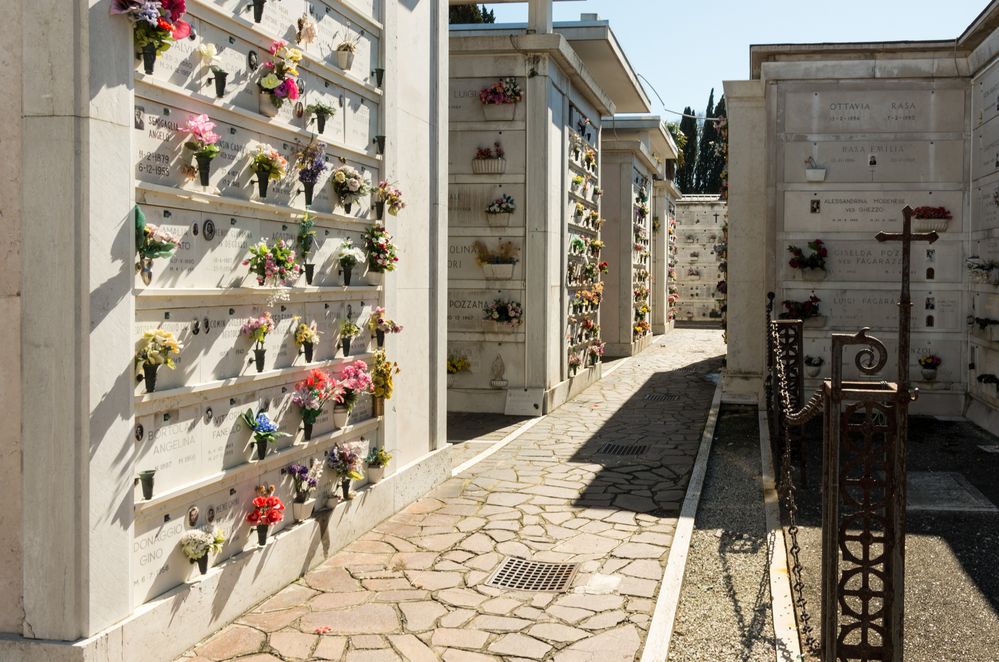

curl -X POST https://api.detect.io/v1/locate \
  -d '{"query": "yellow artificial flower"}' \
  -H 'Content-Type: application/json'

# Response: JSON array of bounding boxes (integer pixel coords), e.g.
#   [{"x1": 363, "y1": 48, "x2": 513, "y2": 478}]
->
[
  {"x1": 259, "y1": 73, "x2": 282, "y2": 90},
  {"x1": 287, "y1": 48, "x2": 303, "y2": 61},
  {"x1": 285, "y1": 67, "x2": 299, "y2": 77}
]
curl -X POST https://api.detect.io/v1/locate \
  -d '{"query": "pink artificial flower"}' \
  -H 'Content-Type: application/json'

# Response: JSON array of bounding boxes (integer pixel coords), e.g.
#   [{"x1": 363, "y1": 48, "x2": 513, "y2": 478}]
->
[
  {"x1": 269, "y1": 39, "x2": 288, "y2": 55},
  {"x1": 285, "y1": 78, "x2": 300, "y2": 100},
  {"x1": 171, "y1": 19, "x2": 192, "y2": 41}
]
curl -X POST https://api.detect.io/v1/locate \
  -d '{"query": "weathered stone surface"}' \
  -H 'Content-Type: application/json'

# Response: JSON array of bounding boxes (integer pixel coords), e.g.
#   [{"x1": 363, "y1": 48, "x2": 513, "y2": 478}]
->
[
  {"x1": 299, "y1": 604, "x2": 400, "y2": 635},
  {"x1": 487, "y1": 633, "x2": 552, "y2": 659},
  {"x1": 400, "y1": 601, "x2": 448, "y2": 632},
  {"x1": 268, "y1": 632, "x2": 317, "y2": 659},
  {"x1": 194, "y1": 625, "x2": 265, "y2": 660},
  {"x1": 431, "y1": 628, "x2": 490, "y2": 648}
]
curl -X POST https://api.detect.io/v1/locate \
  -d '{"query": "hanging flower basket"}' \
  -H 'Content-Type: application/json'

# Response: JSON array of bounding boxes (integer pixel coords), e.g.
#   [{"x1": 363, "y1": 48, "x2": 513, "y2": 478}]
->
[
  {"x1": 335, "y1": 49, "x2": 355, "y2": 71},
  {"x1": 366, "y1": 270, "x2": 384, "y2": 286},
  {"x1": 258, "y1": 90, "x2": 280, "y2": 118},
  {"x1": 292, "y1": 498, "x2": 317, "y2": 522},
  {"x1": 482, "y1": 263, "x2": 515, "y2": 280},
  {"x1": 333, "y1": 405, "x2": 350, "y2": 429},
  {"x1": 801, "y1": 268, "x2": 826, "y2": 282},
  {"x1": 483, "y1": 103, "x2": 517, "y2": 121}
]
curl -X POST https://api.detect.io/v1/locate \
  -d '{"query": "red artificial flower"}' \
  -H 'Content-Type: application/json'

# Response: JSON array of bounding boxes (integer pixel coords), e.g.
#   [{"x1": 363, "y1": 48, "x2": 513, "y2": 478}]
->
[
  {"x1": 252, "y1": 496, "x2": 269, "y2": 508},
  {"x1": 171, "y1": 18, "x2": 191, "y2": 40},
  {"x1": 246, "y1": 511, "x2": 261, "y2": 525},
  {"x1": 157, "y1": 17, "x2": 174, "y2": 32}
]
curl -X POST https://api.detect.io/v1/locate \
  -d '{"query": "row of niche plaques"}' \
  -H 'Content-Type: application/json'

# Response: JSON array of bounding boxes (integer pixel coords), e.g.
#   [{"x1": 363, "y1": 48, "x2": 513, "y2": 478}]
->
[
  {"x1": 150, "y1": 1, "x2": 381, "y2": 98},
  {"x1": 131, "y1": 428, "x2": 373, "y2": 604},
  {"x1": 136, "y1": 299, "x2": 378, "y2": 392},
  {"x1": 135, "y1": 101, "x2": 378, "y2": 215},
  {"x1": 134, "y1": 383, "x2": 375, "y2": 501},
  {"x1": 134, "y1": 206, "x2": 378, "y2": 290}
]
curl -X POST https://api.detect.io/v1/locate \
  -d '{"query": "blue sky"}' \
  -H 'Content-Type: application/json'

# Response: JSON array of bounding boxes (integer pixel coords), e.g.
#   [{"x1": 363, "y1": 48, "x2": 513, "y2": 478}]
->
[{"x1": 482, "y1": 1, "x2": 987, "y2": 120}]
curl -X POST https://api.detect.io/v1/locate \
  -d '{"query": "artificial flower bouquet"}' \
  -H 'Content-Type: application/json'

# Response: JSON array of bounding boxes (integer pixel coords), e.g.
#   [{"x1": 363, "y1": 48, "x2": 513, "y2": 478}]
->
[
  {"x1": 241, "y1": 409, "x2": 286, "y2": 460},
  {"x1": 480, "y1": 77, "x2": 523, "y2": 105},
  {"x1": 334, "y1": 30, "x2": 361, "y2": 70},
  {"x1": 447, "y1": 354, "x2": 470, "y2": 375},
  {"x1": 112, "y1": 0, "x2": 191, "y2": 74},
  {"x1": 368, "y1": 307, "x2": 403, "y2": 347},
  {"x1": 919, "y1": 354, "x2": 942, "y2": 380},
  {"x1": 249, "y1": 147, "x2": 288, "y2": 198},
  {"x1": 326, "y1": 444, "x2": 363, "y2": 500},
  {"x1": 294, "y1": 321, "x2": 320, "y2": 362},
  {"x1": 472, "y1": 142, "x2": 506, "y2": 174},
  {"x1": 257, "y1": 40, "x2": 302, "y2": 115},
  {"x1": 297, "y1": 214, "x2": 318, "y2": 284},
  {"x1": 179, "y1": 527, "x2": 225, "y2": 575},
  {"x1": 331, "y1": 166, "x2": 371, "y2": 213},
  {"x1": 306, "y1": 101, "x2": 337, "y2": 134},
  {"x1": 246, "y1": 484, "x2": 284, "y2": 545},
  {"x1": 365, "y1": 446, "x2": 392, "y2": 483},
  {"x1": 292, "y1": 369, "x2": 335, "y2": 440},
  {"x1": 370, "y1": 350, "x2": 399, "y2": 406},
  {"x1": 135, "y1": 329, "x2": 183, "y2": 393},
  {"x1": 780, "y1": 295, "x2": 823, "y2": 322},
  {"x1": 339, "y1": 319, "x2": 361, "y2": 356},
  {"x1": 486, "y1": 194, "x2": 516, "y2": 216},
  {"x1": 244, "y1": 239, "x2": 302, "y2": 286},
  {"x1": 483, "y1": 299, "x2": 524, "y2": 328},
  {"x1": 373, "y1": 181, "x2": 405, "y2": 218},
  {"x1": 332, "y1": 360, "x2": 373, "y2": 414},
  {"x1": 184, "y1": 114, "x2": 221, "y2": 187},
  {"x1": 286, "y1": 459, "x2": 324, "y2": 522},
  {"x1": 295, "y1": 143, "x2": 327, "y2": 207},
  {"x1": 134, "y1": 205, "x2": 181, "y2": 285},
  {"x1": 240, "y1": 312, "x2": 275, "y2": 372},
  {"x1": 363, "y1": 225, "x2": 399, "y2": 282},
  {"x1": 336, "y1": 239, "x2": 366, "y2": 286},
  {"x1": 787, "y1": 239, "x2": 828, "y2": 279}
]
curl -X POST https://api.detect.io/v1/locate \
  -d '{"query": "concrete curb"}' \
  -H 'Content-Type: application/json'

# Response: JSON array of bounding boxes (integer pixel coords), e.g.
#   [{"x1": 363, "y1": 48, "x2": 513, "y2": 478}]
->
[{"x1": 638, "y1": 378, "x2": 723, "y2": 662}]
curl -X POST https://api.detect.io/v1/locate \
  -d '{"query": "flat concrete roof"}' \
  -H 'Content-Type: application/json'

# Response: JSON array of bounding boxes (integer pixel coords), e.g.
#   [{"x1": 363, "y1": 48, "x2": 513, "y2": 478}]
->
[
  {"x1": 449, "y1": 21, "x2": 651, "y2": 113},
  {"x1": 749, "y1": 0, "x2": 999, "y2": 78},
  {"x1": 602, "y1": 115, "x2": 677, "y2": 160}
]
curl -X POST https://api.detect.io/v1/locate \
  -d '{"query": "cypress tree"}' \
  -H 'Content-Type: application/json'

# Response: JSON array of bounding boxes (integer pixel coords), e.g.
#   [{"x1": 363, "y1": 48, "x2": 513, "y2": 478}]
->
[
  {"x1": 449, "y1": 5, "x2": 496, "y2": 24},
  {"x1": 676, "y1": 107, "x2": 698, "y2": 194},
  {"x1": 703, "y1": 95, "x2": 727, "y2": 194},
  {"x1": 694, "y1": 89, "x2": 716, "y2": 193}
]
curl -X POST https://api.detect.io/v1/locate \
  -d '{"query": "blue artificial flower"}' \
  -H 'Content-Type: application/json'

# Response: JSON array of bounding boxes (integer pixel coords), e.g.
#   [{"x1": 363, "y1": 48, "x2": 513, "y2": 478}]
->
[{"x1": 255, "y1": 413, "x2": 278, "y2": 433}]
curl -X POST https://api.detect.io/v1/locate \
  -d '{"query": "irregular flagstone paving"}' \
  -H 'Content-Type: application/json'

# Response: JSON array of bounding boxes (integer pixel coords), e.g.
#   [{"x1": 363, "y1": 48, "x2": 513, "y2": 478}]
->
[{"x1": 179, "y1": 329, "x2": 725, "y2": 662}]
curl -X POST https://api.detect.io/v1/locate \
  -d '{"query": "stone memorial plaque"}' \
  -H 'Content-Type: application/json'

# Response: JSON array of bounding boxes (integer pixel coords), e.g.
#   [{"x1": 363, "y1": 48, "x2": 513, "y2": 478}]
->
[
  {"x1": 187, "y1": 22, "x2": 252, "y2": 104},
  {"x1": 132, "y1": 509, "x2": 194, "y2": 603},
  {"x1": 445, "y1": 341, "x2": 525, "y2": 390},
  {"x1": 351, "y1": 392, "x2": 373, "y2": 422},
  {"x1": 344, "y1": 91, "x2": 375, "y2": 153},
  {"x1": 148, "y1": 15, "x2": 200, "y2": 89},
  {"x1": 448, "y1": 183, "x2": 525, "y2": 227},
  {"x1": 784, "y1": 287, "x2": 962, "y2": 332},
  {"x1": 971, "y1": 172, "x2": 999, "y2": 232},
  {"x1": 134, "y1": 207, "x2": 206, "y2": 290},
  {"x1": 200, "y1": 478, "x2": 254, "y2": 563},
  {"x1": 304, "y1": 303, "x2": 337, "y2": 362},
  {"x1": 974, "y1": 116, "x2": 999, "y2": 181},
  {"x1": 449, "y1": 130, "x2": 527, "y2": 175},
  {"x1": 256, "y1": 0, "x2": 298, "y2": 44},
  {"x1": 265, "y1": 302, "x2": 305, "y2": 369},
  {"x1": 974, "y1": 62, "x2": 999, "y2": 128},
  {"x1": 803, "y1": 335, "x2": 964, "y2": 384},
  {"x1": 308, "y1": 227, "x2": 342, "y2": 286},
  {"x1": 780, "y1": 238, "x2": 963, "y2": 284},
  {"x1": 203, "y1": 395, "x2": 254, "y2": 471},
  {"x1": 201, "y1": 215, "x2": 259, "y2": 288},
  {"x1": 783, "y1": 88, "x2": 966, "y2": 134},
  {"x1": 255, "y1": 385, "x2": 299, "y2": 449},
  {"x1": 134, "y1": 102, "x2": 186, "y2": 188},
  {"x1": 448, "y1": 237, "x2": 523, "y2": 281},
  {"x1": 448, "y1": 289, "x2": 523, "y2": 332},
  {"x1": 204, "y1": 304, "x2": 257, "y2": 380},
  {"x1": 137, "y1": 405, "x2": 202, "y2": 495},
  {"x1": 304, "y1": 80, "x2": 346, "y2": 146},
  {"x1": 783, "y1": 139, "x2": 965, "y2": 184},
  {"x1": 450, "y1": 77, "x2": 526, "y2": 123},
  {"x1": 247, "y1": 137, "x2": 298, "y2": 205},
  {"x1": 135, "y1": 309, "x2": 203, "y2": 390},
  {"x1": 783, "y1": 190, "x2": 965, "y2": 234}
]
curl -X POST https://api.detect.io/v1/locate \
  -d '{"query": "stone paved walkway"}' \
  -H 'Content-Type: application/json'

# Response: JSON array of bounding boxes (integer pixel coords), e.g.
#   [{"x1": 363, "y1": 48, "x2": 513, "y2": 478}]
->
[{"x1": 178, "y1": 329, "x2": 725, "y2": 662}]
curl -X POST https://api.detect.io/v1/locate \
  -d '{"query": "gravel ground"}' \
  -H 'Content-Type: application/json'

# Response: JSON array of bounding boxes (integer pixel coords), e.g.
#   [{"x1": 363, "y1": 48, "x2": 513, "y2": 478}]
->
[
  {"x1": 668, "y1": 405, "x2": 775, "y2": 662},
  {"x1": 788, "y1": 416, "x2": 999, "y2": 661}
]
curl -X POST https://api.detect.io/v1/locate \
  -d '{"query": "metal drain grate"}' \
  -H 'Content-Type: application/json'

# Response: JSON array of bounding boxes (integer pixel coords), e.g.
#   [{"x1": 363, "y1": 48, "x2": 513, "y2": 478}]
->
[
  {"x1": 595, "y1": 442, "x2": 649, "y2": 457},
  {"x1": 486, "y1": 557, "x2": 579, "y2": 592},
  {"x1": 645, "y1": 393, "x2": 680, "y2": 402}
]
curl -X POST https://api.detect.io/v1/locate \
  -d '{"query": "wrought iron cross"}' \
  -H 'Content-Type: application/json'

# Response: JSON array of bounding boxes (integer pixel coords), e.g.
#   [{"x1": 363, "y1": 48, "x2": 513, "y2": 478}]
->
[{"x1": 875, "y1": 205, "x2": 937, "y2": 391}]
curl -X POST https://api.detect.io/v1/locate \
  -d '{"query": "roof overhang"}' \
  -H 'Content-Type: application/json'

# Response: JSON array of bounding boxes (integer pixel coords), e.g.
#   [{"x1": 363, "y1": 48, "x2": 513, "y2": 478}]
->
[
  {"x1": 450, "y1": 20, "x2": 650, "y2": 114},
  {"x1": 749, "y1": 40, "x2": 961, "y2": 79},
  {"x1": 554, "y1": 21, "x2": 651, "y2": 113},
  {"x1": 450, "y1": 29, "x2": 618, "y2": 115},
  {"x1": 603, "y1": 115, "x2": 676, "y2": 160}
]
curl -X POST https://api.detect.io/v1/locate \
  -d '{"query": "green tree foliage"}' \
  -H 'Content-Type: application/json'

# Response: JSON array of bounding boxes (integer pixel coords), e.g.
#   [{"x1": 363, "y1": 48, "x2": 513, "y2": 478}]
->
[
  {"x1": 449, "y1": 5, "x2": 496, "y2": 24},
  {"x1": 693, "y1": 89, "x2": 717, "y2": 193},
  {"x1": 665, "y1": 122, "x2": 687, "y2": 170},
  {"x1": 702, "y1": 95, "x2": 727, "y2": 194},
  {"x1": 676, "y1": 107, "x2": 698, "y2": 193}
]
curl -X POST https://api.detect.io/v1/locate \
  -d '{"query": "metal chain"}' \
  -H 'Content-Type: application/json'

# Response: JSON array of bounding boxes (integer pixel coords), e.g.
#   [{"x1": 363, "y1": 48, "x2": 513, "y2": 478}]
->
[{"x1": 769, "y1": 321, "x2": 821, "y2": 656}]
